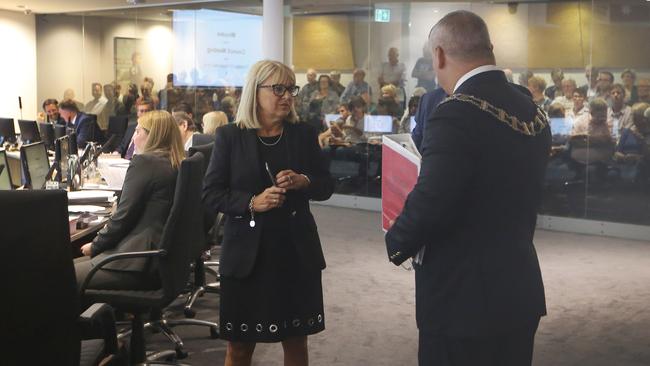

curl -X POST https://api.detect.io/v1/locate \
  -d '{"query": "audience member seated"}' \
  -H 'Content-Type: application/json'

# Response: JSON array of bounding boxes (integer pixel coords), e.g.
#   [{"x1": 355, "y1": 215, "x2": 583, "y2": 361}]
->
[
  {"x1": 374, "y1": 84, "x2": 403, "y2": 119},
  {"x1": 85, "y1": 82, "x2": 108, "y2": 129},
  {"x1": 174, "y1": 111, "x2": 198, "y2": 151},
  {"x1": 218, "y1": 96, "x2": 237, "y2": 123},
  {"x1": 116, "y1": 99, "x2": 153, "y2": 159},
  {"x1": 101, "y1": 83, "x2": 127, "y2": 123},
  {"x1": 341, "y1": 97, "x2": 367, "y2": 144},
  {"x1": 398, "y1": 95, "x2": 421, "y2": 134},
  {"x1": 637, "y1": 78, "x2": 650, "y2": 104},
  {"x1": 553, "y1": 79, "x2": 577, "y2": 112},
  {"x1": 518, "y1": 70, "x2": 533, "y2": 87},
  {"x1": 75, "y1": 110, "x2": 185, "y2": 293},
  {"x1": 621, "y1": 69, "x2": 638, "y2": 105},
  {"x1": 615, "y1": 103, "x2": 650, "y2": 163},
  {"x1": 547, "y1": 102, "x2": 570, "y2": 148},
  {"x1": 411, "y1": 44, "x2": 436, "y2": 92},
  {"x1": 580, "y1": 64, "x2": 598, "y2": 100},
  {"x1": 566, "y1": 88, "x2": 589, "y2": 120},
  {"x1": 296, "y1": 68, "x2": 318, "y2": 122},
  {"x1": 202, "y1": 111, "x2": 228, "y2": 135},
  {"x1": 329, "y1": 70, "x2": 345, "y2": 96},
  {"x1": 528, "y1": 76, "x2": 551, "y2": 112},
  {"x1": 340, "y1": 68, "x2": 372, "y2": 104},
  {"x1": 38, "y1": 98, "x2": 66, "y2": 125},
  {"x1": 307, "y1": 74, "x2": 340, "y2": 130},
  {"x1": 596, "y1": 71, "x2": 614, "y2": 103},
  {"x1": 545, "y1": 68, "x2": 564, "y2": 100},
  {"x1": 63, "y1": 88, "x2": 85, "y2": 113},
  {"x1": 123, "y1": 83, "x2": 139, "y2": 116},
  {"x1": 571, "y1": 98, "x2": 614, "y2": 142},
  {"x1": 318, "y1": 103, "x2": 350, "y2": 148},
  {"x1": 609, "y1": 83, "x2": 633, "y2": 135},
  {"x1": 137, "y1": 76, "x2": 160, "y2": 109},
  {"x1": 59, "y1": 99, "x2": 103, "y2": 149}
]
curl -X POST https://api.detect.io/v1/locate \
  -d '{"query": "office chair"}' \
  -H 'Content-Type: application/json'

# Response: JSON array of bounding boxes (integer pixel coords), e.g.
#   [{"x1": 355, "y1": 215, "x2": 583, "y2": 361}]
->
[
  {"x1": 0, "y1": 190, "x2": 119, "y2": 366},
  {"x1": 80, "y1": 152, "x2": 218, "y2": 364},
  {"x1": 184, "y1": 143, "x2": 221, "y2": 318},
  {"x1": 102, "y1": 116, "x2": 129, "y2": 153},
  {"x1": 191, "y1": 133, "x2": 215, "y2": 147}
]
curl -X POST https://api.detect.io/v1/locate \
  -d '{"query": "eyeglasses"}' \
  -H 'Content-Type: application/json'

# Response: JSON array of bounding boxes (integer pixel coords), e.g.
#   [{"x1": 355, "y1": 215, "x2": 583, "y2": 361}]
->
[{"x1": 258, "y1": 84, "x2": 300, "y2": 97}]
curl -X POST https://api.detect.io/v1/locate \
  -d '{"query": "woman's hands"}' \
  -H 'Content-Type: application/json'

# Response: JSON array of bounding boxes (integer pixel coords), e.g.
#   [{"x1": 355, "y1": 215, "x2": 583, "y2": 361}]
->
[
  {"x1": 253, "y1": 186, "x2": 287, "y2": 213},
  {"x1": 276, "y1": 170, "x2": 310, "y2": 191},
  {"x1": 80, "y1": 242, "x2": 93, "y2": 256}
]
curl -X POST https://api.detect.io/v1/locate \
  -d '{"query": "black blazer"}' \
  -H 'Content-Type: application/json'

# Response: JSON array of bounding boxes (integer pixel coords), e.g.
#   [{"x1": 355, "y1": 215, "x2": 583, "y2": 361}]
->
[
  {"x1": 90, "y1": 153, "x2": 177, "y2": 272},
  {"x1": 202, "y1": 122, "x2": 334, "y2": 278},
  {"x1": 386, "y1": 70, "x2": 551, "y2": 337},
  {"x1": 117, "y1": 120, "x2": 137, "y2": 157}
]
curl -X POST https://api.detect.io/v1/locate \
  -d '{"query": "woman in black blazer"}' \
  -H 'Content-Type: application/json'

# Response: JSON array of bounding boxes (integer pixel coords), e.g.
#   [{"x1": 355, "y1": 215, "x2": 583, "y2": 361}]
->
[
  {"x1": 203, "y1": 60, "x2": 334, "y2": 366},
  {"x1": 75, "y1": 110, "x2": 185, "y2": 291}
]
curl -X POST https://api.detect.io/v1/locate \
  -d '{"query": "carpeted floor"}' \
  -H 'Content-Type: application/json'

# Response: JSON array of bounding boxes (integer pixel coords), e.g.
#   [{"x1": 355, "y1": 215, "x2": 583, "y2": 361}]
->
[{"x1": 147, "y1": 205, "x2": 650, "y2": 365}]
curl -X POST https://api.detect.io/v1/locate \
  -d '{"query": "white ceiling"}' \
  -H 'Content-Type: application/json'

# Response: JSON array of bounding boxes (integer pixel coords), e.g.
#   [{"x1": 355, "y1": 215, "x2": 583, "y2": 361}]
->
[{"x1": 0, "y1": 0, "x2": 229, "y2": 14}]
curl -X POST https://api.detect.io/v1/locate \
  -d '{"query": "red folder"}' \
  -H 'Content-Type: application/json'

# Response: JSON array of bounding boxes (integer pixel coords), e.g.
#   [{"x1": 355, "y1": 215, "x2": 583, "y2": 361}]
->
[{"x1": 381, "y1": 134, "x2": 421, "y2": 232}]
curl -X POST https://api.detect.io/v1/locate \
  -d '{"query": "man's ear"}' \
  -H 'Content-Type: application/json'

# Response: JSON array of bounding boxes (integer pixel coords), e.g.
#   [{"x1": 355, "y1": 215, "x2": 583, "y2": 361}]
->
[{"x1": 434, "y1": 46, "x2": 445, "y2": 70}]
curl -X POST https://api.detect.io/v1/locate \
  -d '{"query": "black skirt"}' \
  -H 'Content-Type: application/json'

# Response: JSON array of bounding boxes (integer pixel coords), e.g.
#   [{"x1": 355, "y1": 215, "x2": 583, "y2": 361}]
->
[{"x1": 219, "y1": 228, "x2": 325, "y2": 343}]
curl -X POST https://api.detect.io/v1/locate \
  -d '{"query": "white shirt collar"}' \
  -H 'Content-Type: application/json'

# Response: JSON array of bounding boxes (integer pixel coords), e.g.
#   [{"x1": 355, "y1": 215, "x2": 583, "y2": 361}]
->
[
  {"x1": 453, "y1": 65, "x2": 501, "y2": 93},
  {"x1": 184, "y1": 133, "x2": 194, "y2": 151}
]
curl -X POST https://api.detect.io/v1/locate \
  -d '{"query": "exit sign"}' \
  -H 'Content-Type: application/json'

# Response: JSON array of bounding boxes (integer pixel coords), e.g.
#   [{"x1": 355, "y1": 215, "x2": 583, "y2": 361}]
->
[{"x1": 375, "y1": 8, "x2": 390, "y2": 23}]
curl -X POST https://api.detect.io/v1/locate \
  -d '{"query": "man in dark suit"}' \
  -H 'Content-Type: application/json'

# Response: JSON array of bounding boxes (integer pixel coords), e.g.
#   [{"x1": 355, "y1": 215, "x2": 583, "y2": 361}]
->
[
  {"x1": 385, "y1": 11, "x2": 551, "y2": 366},
  {"x1": 58, "y1": 99, "x2": 103, "y2": 149}
]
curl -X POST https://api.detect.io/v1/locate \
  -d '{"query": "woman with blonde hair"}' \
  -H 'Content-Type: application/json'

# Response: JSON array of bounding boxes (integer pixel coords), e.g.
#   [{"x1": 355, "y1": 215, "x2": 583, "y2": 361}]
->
[
  {"x1": 202, "y1": 110, "x2": 229, "y2": 135},
  {"x1": 203, "y1": 60, "x2": 333, "y2": 366},
  {"x1": 75, "y1": 110, "x2": 184, "y2": 292}
]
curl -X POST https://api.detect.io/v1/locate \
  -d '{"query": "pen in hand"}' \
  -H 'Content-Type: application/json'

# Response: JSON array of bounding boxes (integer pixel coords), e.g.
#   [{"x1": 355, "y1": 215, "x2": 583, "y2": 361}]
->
[{"x1": 265, "y1": 162, "x2": 277, "y2": 186}]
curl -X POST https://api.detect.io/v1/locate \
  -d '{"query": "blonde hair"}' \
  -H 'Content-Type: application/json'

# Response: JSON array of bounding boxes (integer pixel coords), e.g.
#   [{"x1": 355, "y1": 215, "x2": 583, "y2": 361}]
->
[
  {"x1": 381, "y1": 84, "x2": 398, "y2": 98},
  {"x1": 138, "y1": 110, "x2": 185, "y2": 169},
  {"x1": 235, "y1": 60, "x2": 299, "y2": 129},
  {"x1": 202, "y1": 111, "x2": 228, "y2": 135}
]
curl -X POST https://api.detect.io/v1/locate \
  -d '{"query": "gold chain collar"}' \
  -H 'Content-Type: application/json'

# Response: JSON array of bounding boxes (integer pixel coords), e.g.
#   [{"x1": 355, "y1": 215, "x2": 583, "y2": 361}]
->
[{"x1": 439, "y1": 93, "x2": 549, "y2": 137}]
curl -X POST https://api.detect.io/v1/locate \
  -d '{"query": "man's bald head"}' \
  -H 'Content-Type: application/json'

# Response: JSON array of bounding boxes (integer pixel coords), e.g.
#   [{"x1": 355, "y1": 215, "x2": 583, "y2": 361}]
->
[{"x1": 428, "y1": 10, "x2": 495, "y2": 64}]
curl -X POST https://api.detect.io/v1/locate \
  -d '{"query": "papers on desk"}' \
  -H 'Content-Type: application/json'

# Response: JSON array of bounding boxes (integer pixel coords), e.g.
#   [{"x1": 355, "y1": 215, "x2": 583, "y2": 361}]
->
[
  {"x1": 68, "y1": 205, "x2": 106, "y2": 213},
  {"x1": 67, "y1": 190, "x2": 116, "y2": 204},
  {"x1": 381, "y1": 134, "x2": 426, "y2": 264},
  {"x1": 97, "y1": 157, "x2": 130, "y2": 190}
]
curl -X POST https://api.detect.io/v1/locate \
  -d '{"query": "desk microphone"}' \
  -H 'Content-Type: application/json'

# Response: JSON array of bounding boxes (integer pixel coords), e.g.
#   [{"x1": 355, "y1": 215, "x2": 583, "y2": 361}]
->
[{"x1": 18, "y1": 96, "x2": 23, "y2": 119}]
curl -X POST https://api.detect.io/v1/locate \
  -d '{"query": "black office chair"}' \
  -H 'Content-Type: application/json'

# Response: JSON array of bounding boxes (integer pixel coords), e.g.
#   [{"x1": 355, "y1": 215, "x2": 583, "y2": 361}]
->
[
  {"x1": 102, "y1": 116, "x2": 129, "y2": 153},
  {"x1": 0, "y1": 190, "x2": 119, "y2": 366},
  {"x1": 80, "y1": 152, "x2": 218, "y2": 364},
  {"x1": 191, "y1": 133, "x2": 214, "y2": 147},
  {"x1": 184, "y1": 143, "x2": 221, "y2": 317}
]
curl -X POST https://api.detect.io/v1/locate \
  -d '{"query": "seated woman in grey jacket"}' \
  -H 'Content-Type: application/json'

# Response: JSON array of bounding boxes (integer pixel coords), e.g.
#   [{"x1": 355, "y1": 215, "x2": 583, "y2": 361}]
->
[{"x1": 75, "y1": 110, "x2": 185, "y2": 290}]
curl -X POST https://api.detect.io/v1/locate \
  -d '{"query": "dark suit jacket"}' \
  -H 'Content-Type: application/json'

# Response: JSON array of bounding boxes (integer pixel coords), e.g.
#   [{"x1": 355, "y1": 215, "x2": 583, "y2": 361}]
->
[
  {"x1": 202, "y1": 122, "x2": 334, "y2": 278},
  {"x1": 90, "y1": 153, "x2": 177, "y2": 272},
  {"x1": 412, "y1": 87, "x2": 447, "y2": 151},
  {"x1": 386, "y1": 70, "x2": 551, "y2": 337},
  {"x1": 67, "y1": 112, "x2": 102, "y2": 149}
]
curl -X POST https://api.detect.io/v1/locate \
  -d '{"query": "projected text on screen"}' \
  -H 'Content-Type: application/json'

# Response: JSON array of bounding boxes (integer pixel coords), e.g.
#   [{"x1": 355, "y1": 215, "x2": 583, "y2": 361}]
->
[{"x1": 173, "y1": 9, "x2": 262, "y2": 87}]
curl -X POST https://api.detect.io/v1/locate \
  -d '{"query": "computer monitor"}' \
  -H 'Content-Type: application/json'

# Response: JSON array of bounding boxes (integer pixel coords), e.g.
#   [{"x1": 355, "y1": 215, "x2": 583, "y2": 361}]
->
[
  {"x1": 39, "y1": 123, "x2": 55, "y2": 150},
  {"x1": 0, "y1": 118, "x2": 16, "y2": 144},
  {"x1": 68, "y1": 132, "x2": 79, "y2": 153},
  {"x1": 18, "y1": 120, "x2": 41, "y2": 144},
  {"x1": 54, "y1": 125, "x2": 67, "y2": 139},
  {"x1": 20, "y1": 142, "x2": 50, "y2": 189},
  {"x1": 55, "y1": 135, "x2": 70, "y2": 181},
  {"x1": 0, "y1": 149, "x2": 13, "y2": 190},
  {"x1": 363, "y1": 115, "x2": 394, "y2": 133}
]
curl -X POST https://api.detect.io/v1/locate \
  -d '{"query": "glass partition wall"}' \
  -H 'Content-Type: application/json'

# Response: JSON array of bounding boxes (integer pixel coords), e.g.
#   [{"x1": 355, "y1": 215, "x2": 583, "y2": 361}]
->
[{"x1": 35, "y1": 1, "x2": 650, "y2": 229}]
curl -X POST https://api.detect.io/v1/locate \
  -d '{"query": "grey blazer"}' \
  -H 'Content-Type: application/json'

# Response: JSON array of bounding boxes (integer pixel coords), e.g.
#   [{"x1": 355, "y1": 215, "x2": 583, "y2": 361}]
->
[{"x1": 90, "y1": 153, "x2": 177, "y2": 272}]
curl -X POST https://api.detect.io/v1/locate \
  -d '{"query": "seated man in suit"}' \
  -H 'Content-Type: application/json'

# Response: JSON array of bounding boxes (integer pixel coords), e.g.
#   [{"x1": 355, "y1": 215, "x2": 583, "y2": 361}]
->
[
  {"x1": 116, "y1": 100, "x2": 154, "y2": 159},
  {"x1": 386, "y1": 11, "x2": 550, "y2": 366},
  {"x1": 39, "y1": 98, "x2": 66, "y2": 125},
  {"x1": 58, "y1": 99, "x2": 103, "y2": 149}
]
